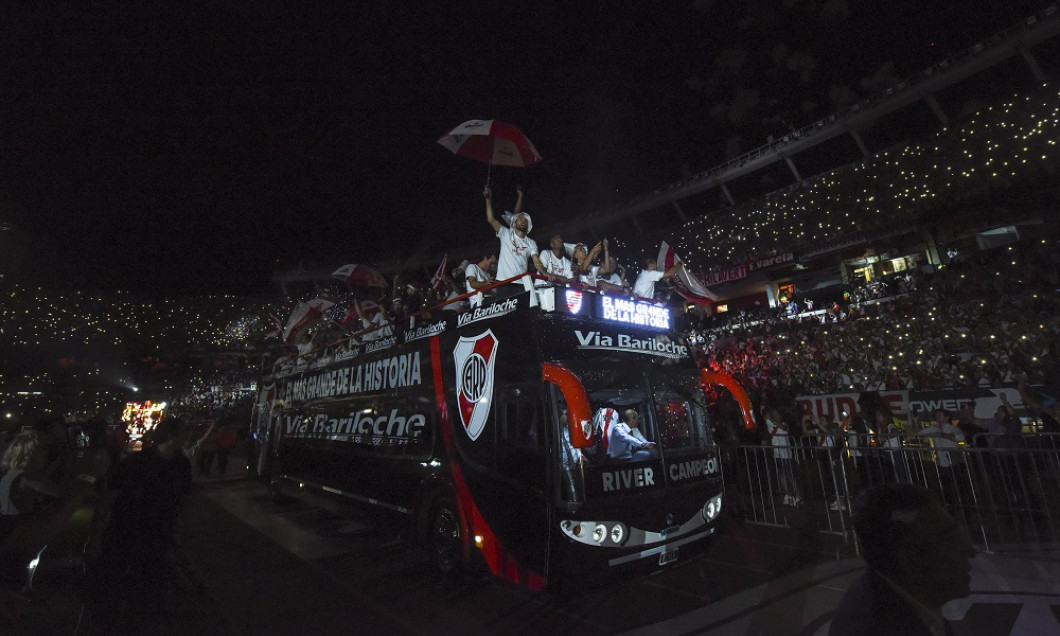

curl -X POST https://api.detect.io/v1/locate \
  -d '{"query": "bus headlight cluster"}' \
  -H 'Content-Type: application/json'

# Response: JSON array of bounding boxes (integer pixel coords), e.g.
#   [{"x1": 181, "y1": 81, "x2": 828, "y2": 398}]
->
[
  {"x1": 561, "y1": 520, "x2": 629, "y2": 547},
  {"x1": 701, "y1": 494, "x2": 723, "y2": 521}
]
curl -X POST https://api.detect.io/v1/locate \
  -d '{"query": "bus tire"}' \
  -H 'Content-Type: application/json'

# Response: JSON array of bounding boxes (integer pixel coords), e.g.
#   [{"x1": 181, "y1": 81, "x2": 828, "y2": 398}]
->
[{"x1": 425, "y1": 495, "x2": 463, "y2": 577}]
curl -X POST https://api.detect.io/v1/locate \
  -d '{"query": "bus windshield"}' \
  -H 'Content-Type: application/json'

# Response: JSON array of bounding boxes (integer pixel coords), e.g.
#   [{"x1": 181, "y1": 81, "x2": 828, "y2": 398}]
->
[{"x1": 556, "y1": 362, "x2": 714, "y2": 467}]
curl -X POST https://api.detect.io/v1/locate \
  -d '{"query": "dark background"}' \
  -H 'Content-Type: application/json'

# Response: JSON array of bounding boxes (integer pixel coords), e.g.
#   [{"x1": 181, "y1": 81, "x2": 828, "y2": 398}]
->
[{"x1": 0, "y1": 1, "x2": 1049, "y2": 293}]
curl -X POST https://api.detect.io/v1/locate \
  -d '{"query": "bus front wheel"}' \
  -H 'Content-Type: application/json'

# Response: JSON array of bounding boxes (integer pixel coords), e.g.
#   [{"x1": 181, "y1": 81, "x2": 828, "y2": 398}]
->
[{"x1": 425, "y1": 495, "x2": 463, "y2": 576}]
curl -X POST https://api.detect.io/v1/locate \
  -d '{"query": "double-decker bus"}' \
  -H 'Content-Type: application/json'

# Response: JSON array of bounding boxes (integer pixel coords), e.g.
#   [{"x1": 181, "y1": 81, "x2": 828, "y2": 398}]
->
[{"x1": 249, "y1": 282, "x2": 753, "y2": 589}]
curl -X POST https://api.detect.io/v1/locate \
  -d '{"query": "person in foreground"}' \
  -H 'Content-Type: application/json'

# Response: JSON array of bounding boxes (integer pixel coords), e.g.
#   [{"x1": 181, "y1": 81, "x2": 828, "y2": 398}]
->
[
  {"x1": 84, "y1": 417, "x2": 195, "y2": 633},
  {"x1": 829, "y1": 483, "x2": 976, "y2": 636}
]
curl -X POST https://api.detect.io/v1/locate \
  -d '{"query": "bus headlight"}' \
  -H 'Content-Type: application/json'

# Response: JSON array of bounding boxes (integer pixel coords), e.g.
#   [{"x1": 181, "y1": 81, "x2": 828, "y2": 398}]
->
[
  {"x1": 560, "y1": 519, "x2": 631, "y2": 547},
  {"x1": 701, "y1": 494, "x2": 723, "y2": 521}
]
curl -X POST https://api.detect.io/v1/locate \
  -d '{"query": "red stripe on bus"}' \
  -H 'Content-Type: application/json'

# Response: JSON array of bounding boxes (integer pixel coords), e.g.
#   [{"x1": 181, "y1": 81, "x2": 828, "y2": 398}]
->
[{"x1": 429, "y1": 335, "x2": 546, "y2": 590}]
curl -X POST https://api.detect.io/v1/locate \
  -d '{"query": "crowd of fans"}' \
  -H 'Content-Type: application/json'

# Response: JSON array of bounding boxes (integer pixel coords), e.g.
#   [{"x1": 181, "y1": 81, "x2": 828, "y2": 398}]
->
[
  {"x1": 2, "y1": 89, "x2": 1059, "y2": 432},
  {"x1": 673, "y1": 88, "x2": 1060, "y2": 275},
  {"x1": 0, "y1": 287, "x2": 281, "y2": 423},
  {"x1": 687, "y1": 239, "x2": 1060, "y2": 405}
]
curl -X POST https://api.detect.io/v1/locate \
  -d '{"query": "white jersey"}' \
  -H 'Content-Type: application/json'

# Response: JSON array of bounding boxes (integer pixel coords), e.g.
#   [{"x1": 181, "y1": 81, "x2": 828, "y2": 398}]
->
[
  {"x1": 767, "y1": 418, "x2": 793, "y2": 460},
  {"x1": 536, "y1": 250, "x2": 573, "y2": 286},
  {"x1": 464, "y1": 263, "x2": 490, "y2": 308},
  {"x1": 918, "y1": 423, "x2": 965, "y2": 467},
  {"x1": 360, "y1": 311, "x2": 392, "y2": 341},
  {"x1": 633, "y1": 269, "x2": 664, "y2": 298},
  {"x1": 579, "y1": 264, "x2": 600, "y2": 287},
  {"x1": 495, "y1": 226, "x2": 538, "y2": 281}
]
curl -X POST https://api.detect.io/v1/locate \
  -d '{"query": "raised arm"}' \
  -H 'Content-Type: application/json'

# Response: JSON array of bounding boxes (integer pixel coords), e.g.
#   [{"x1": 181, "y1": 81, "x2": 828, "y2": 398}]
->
[
  {"x1": 998, "y1": 392, "x2": 1017, "y2": 418},
  {"x1": 587, "y1": 241, "x2": 603, "y2": 264},
  {"x1": 195, "y1": 420, "x2": 217, "y2": 448},
  {"x1": 597, "y1": 239, "x2": 615, "y2": 276},
  {"x1": 1018, "y1": 376, "x2": 1060, "y2": 420},
  {"x1": 512, "y1": 185, "x2": 524, "y2": 215},
  {"x1": 485, "y1": 185, "x2": 502, "y2": 233},
  {"x1": 572, "y1": 244, "x2": 597, "y2": 274}
]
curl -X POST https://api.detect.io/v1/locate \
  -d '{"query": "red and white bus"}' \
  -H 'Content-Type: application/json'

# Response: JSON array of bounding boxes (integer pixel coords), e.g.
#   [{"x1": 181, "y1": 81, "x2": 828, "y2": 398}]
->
[{"x1": 249, "y1": 284, "x2": 753, "y2": 589}]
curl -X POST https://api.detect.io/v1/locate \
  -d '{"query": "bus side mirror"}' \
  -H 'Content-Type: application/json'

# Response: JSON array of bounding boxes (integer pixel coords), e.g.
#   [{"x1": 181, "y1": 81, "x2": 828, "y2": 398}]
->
[
  {"x1": 700, "y1": 370, "x2": 756, "y2": 431},
  {"x1": 542, "y1": 363, "x2": 593, "y2": 448}
]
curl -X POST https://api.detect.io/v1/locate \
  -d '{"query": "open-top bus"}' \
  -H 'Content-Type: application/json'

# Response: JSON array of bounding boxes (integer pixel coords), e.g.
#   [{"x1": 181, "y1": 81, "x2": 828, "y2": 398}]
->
[{"x1": 249, "y1": 281, "x2": 753, "y2": 589}]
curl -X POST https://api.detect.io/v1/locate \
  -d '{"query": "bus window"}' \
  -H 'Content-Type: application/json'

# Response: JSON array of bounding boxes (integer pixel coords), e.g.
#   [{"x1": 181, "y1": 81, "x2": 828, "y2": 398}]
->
[
  {"x1": 657, "y1": 402, "x2": 691, "y2": 448},
  {"x1": 651, "y1": 368, "x2": 714, "y2": 455}
]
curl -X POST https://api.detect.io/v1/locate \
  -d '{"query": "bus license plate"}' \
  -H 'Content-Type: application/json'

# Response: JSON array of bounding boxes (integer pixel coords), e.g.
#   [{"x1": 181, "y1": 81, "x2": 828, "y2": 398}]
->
[{"x1": 658, "y1": 546, "x2": 679, "y2": 566}]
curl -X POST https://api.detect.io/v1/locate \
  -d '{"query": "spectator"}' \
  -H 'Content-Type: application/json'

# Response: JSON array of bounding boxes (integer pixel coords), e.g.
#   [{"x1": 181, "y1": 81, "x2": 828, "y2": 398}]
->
[
  {"x1": 830, "y1": 484, "x2": 976, "y2": 635},
  {"x1": 440, "y1": 266, "x2": 470, "y2": 313},
  {"x1": 598, "y1": 244, "x2": 631, "y2": 294},
  {"x1": 1017, "y1": 376, "x2": 1060, "y2": 433},
  {"x1": 484, "y1": 185, "x2": 547, "y2": 295},
  {"x1": 184, "y1": 420, "x2": 217, "y2": 471},
  {"x1": 916, "y1": 408, "x2": 967, "y2": 506},
  {"x1": 31, "y1": 418, "x2": 72, "y2": 483},
  {"x1": 354, "y1": 298, "x2": 393, "y2": 342},
  {"x1": 765, "y1": 408, "x2": 801, "y2": 507},
  {"x1": 464, "y1": 254, "x2": 497, "y2": 308},
  {"x1": 957, "y1": 403, "x2": 989, "y2": 448},
  {"x1": 1, "y1": 438, "x2": 108, "y2": 600},
  {"x1": 989, "y1": 393, "x2": 1023, "y2": 449},
  {"x1": 633, "y1": 258, "x2": 676, "y2": 300},
  {"x1": 917, "y1": 409, "x2": 965, "y2": 471},
  {"x1": 215, "y1": 423, "x2": 238, "y2": 475},
  {"x1": 0, "y1": 433, "x2": 63, "y2": 543},
  {"x1": 90, "y1": 417, "x2": 195, "y2": 628},
  {"x1": 537, "y1": 235, "x2": 576, "y2": 286}
]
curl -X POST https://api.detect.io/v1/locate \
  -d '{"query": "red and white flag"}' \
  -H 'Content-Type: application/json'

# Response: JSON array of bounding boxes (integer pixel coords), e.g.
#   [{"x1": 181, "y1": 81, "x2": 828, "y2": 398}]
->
[
  {"x1": 332, "y1": 264, "x2": 387, "y2": 289},
  {"x1": 340, "y1": 299, "x2": 380, "y2": 325},
  {"x1": 657, "y1": 242, "x2": 718, "y2": 305},
  {"x1": 431, "y1": 254, "x2": 449, "y2": 291},
  {"x1": 283, "y1": 298, "x2": 336, "y2": 344}
]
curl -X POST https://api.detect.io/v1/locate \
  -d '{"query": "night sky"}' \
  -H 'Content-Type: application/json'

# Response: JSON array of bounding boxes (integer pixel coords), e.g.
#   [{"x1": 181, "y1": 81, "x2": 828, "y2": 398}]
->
[{"x1": 0, "y1": 1, "x2": 1050, "y2": 294}]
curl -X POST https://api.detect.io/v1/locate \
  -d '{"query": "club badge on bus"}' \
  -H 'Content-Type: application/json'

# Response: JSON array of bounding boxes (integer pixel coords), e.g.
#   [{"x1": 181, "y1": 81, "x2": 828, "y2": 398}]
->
[{"x1": 453, "y1": 330, "x2": 500, "y2": 441}]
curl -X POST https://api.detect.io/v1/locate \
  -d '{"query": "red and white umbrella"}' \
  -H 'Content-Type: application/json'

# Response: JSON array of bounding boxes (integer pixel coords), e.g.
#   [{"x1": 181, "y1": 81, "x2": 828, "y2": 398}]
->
[
  {"x1": 437, "y1": 120, "x2": 542, "y2": 182},
  {"x1": 283, "y1": 298, "x2": 336, "y2": 344},
  {"x1": 332, "y1": 264, "x2": 387, "y2": 289}
]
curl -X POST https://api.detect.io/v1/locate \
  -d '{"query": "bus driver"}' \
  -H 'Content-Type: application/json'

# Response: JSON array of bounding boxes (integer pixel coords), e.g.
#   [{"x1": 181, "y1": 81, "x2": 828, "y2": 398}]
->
[{"x1": 607, "y1": 409, "x2": 655, "y2": 461}]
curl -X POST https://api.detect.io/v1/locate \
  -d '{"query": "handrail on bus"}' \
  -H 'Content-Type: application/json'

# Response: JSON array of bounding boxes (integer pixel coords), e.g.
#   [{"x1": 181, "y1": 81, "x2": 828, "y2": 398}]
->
[
  {"x1": 542, "y1": 362, "x2": 594, "y2": 449},
  {"x1": 311, "y1": 273, "x2": 667, "y2": 356},
  {"x1": 700, "y1": 370, "x2": 756, "y2": 431}
]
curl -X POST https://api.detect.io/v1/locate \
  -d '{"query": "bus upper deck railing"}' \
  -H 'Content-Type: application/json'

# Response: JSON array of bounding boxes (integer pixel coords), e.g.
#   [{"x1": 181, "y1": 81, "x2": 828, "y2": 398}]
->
[{"x1": 279, "y1": 273, "x2": 668, "y2": 364}]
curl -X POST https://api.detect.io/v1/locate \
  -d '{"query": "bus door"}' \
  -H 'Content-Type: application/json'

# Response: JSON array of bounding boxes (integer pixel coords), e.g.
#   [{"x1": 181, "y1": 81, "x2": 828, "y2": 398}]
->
[{"x1": 473, "y1": 382, "x2": 551, "y2": 578}]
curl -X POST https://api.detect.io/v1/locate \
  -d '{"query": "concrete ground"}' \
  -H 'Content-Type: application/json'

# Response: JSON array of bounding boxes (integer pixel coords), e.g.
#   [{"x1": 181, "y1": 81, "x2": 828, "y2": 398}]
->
[{"x1": 10, "y1": 469, "x2": 1060, "y2": 635}]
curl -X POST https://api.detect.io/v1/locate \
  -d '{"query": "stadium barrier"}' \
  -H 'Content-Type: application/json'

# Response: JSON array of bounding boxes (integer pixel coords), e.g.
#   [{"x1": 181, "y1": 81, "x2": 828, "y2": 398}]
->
[{"x1": 720, "y1": 434, "x2": 1060, "y2": 553}]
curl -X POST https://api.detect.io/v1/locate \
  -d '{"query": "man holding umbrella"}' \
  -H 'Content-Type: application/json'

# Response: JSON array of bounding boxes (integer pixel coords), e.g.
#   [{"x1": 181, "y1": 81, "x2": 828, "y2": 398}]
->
[{"x1": 485, "y1": 185, "x2": 547, "y2": 297}]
